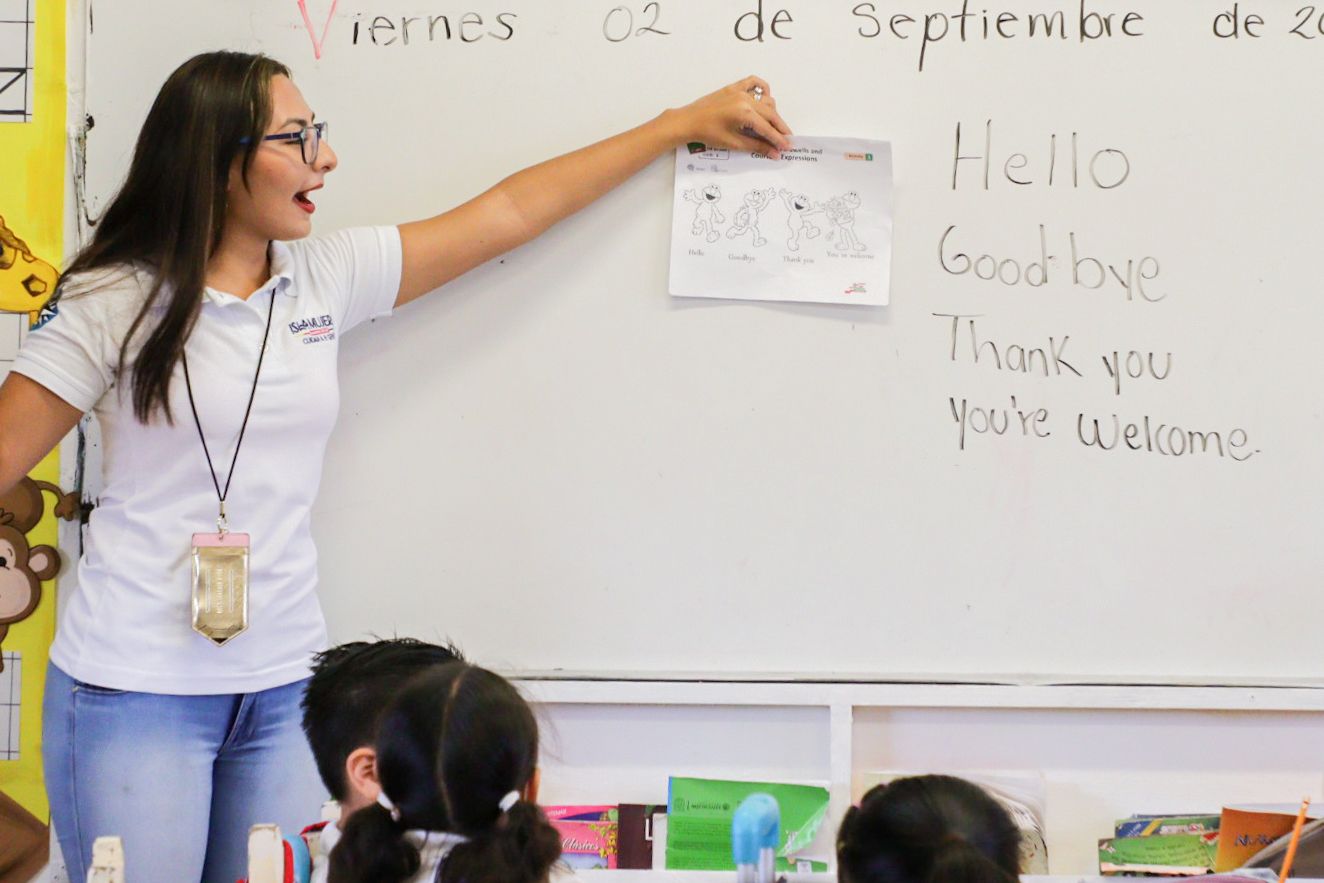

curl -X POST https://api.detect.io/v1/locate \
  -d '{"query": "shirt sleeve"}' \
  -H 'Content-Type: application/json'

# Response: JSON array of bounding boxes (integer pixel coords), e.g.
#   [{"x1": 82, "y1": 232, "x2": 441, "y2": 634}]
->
[
  {"x1": 10, "y1": 291, "x2": 116, "y2": 413},
  {"x1": 294, "y1": 226, "x2": 403, "y2": 336}
]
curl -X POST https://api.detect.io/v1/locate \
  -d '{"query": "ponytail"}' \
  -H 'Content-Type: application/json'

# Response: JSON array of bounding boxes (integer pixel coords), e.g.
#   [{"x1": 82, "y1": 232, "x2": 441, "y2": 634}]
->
[
  {"x1": 440, "y1": 798, "x2": 562, "y2": 883},
  {"x1": 328, "y1": 803, "x2": 422, "y2": 883},
  {"x1": 924, "y1": 837, "x2": 1019, "y2": 883}
]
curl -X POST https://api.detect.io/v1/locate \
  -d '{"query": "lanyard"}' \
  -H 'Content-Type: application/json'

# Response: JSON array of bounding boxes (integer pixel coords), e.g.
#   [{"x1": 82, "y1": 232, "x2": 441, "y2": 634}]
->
[{"x1": 182, "y1": 289, "x2": 277, "y2": 536}]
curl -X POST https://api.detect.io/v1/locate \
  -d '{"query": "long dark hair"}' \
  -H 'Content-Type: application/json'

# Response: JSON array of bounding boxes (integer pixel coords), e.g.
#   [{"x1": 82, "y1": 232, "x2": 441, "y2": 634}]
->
[
  {"x1": 836, "y1": 775, "x2": 1021, "y2": 883},
  {"x1": 56, "y1": 51, "x2": 289, "y2": 423},
  {"x1": 329, "y1": 662, "x2": 563, "y2": 883}
]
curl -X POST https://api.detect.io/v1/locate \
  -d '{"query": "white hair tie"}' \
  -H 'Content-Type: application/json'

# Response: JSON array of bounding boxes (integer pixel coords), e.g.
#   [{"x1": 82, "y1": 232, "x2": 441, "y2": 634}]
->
[
  {"x1": 377, "y1": 790, "x2": 402, "y2": 822},
  {"x1": 499, "y1": 790, "x2": 521, "y2": 813}
]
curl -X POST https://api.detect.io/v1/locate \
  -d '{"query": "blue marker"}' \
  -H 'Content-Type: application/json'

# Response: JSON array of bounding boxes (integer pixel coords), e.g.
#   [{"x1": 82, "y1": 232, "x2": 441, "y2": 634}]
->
[{"x1": 733, "y1": 793, "x2": 780, "y2": 883}]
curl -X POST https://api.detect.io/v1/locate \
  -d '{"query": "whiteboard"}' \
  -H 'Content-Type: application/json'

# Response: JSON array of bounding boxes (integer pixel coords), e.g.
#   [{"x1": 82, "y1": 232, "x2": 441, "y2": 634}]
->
[{"x1": 82, "y1": 1, "x2": 1324, "y2": 680}]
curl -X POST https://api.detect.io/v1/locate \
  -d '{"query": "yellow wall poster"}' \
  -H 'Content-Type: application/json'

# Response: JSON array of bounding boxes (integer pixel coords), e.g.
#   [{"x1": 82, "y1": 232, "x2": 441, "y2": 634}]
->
[{"x1": 0, "y1": 0, "x2": 68, "y2": 879}]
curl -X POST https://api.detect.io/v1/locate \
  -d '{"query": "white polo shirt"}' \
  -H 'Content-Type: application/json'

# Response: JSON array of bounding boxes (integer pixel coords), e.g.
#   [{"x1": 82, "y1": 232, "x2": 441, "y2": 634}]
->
[{"x1": 12, "y1": 226, "x2": 401, "y2": 694}]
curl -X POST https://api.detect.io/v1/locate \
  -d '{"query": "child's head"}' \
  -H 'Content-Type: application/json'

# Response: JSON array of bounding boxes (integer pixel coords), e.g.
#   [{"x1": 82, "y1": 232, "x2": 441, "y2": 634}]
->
[
  {"x1": 329, "y1": 661, "x2": 562, "y2": 883},
  {"x1": 836, "y1": 775, "x2": 1020, "y2": 883},
  {"x1": 301, "y1": 638, "x2": 463, "y2": 815}
]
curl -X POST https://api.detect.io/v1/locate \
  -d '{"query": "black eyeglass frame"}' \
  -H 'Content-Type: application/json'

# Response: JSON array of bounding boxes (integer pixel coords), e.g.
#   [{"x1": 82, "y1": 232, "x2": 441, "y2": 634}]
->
[{"x1": 239, "y1": 121, "x2": 329, "y2": 165}]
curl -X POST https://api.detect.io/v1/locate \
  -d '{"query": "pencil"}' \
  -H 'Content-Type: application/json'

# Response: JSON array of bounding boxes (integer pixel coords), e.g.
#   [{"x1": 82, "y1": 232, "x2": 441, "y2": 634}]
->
[{"x1": 1277, "y1": 797, "x2": 1311, "y2": 883}]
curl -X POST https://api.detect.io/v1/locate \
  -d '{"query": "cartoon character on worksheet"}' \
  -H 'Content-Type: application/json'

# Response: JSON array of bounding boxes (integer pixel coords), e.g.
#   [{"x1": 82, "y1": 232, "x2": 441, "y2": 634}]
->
[
  {"x1": 778, "y1": 189, "x2": 822, "y2": 252},
  {"x1": 682, "y1": 185, "x2": 725, "y2": 243},
  {"x1": 824, "y1": 191, "x2": 867, "y2": 252},
  {"x1": 726, "y1": 187, "x2": 776, "y2": 247}
]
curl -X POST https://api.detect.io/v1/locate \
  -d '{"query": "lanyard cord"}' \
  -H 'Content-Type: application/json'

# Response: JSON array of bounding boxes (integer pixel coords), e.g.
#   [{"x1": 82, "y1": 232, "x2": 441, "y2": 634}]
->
[{"x1": 182, "y1": 289, "x2": 278, "y2": 534}]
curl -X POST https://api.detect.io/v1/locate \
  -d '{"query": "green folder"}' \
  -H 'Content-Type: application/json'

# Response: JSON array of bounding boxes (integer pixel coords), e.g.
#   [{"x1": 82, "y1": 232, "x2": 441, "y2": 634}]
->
[{"x1": 666, "y1": 776, "x2": 830, "y2": 872}]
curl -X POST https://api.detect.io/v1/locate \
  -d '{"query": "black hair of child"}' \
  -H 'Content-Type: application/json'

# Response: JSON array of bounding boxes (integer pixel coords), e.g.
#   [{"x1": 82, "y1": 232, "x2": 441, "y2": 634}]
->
[
  {"x1": 328, "y1": 661, "x2": 562, "y2": 883},
  {"x1": 300, "y1": 638, "x2": 464, "y2": 801},
  {"x1": 836, "y1": 774, "x2": 1021, "y2": 883}
]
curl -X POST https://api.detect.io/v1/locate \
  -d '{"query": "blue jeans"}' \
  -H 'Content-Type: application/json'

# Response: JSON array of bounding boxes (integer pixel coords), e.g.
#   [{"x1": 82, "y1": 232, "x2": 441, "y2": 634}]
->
[{"x1": 43, "y1": 663, "x2": 326, "y2": 883}]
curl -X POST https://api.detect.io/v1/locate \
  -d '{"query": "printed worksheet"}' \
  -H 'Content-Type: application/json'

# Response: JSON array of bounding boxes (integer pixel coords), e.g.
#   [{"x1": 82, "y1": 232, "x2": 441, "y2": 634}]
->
[{"x1": 669, "y1": 136, "x2": 892, "y2": 306}]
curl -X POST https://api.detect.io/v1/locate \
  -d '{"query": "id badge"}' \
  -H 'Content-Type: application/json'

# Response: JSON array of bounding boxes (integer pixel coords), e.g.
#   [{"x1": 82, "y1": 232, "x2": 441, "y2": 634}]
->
[{"x1": 191, "y1": 532, "x2": 250, "y2": 645}]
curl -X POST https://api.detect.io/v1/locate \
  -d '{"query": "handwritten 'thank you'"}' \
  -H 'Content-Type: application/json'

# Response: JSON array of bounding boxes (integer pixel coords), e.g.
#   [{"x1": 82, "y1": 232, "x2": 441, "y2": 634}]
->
[{"x1": 669, "y1": 136, "x2": 893, "y2": 307}]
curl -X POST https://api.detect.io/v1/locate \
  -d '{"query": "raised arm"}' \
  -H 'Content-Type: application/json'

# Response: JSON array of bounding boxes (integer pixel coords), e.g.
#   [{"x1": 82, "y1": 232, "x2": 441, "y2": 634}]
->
[
  {"x1": 395, "y1": 76, "x2": 791, "y2": 307},
  {"x1": 0, "y1": 373, "x2": 82, "y2": 498}
]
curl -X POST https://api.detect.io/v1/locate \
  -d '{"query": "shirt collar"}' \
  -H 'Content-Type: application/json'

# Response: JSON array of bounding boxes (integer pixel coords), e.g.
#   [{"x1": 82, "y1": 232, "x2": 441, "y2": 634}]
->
[
  {"x1": 268, "y1": 239, "x2": 297, "y2": 294},
  {"x1": 406, "y1": 831, "x2": 469, "y2": 867},
  {"x1": 318, "y1": 820, "x2": 341, "y2": 855},
  {"x1": 202, "y1": 240, "x2": 298, "y2": 306}
]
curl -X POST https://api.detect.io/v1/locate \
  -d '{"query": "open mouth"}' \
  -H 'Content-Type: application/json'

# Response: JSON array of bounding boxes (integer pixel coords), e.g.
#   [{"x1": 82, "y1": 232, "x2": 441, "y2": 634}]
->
[{"x1": 294, "y1": 190, "x2": 316, "y2": 213}]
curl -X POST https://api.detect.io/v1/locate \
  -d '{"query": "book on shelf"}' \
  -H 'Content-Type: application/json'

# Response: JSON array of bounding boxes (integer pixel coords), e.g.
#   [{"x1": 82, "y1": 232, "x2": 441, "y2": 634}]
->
[
  {"x1": 665, "y1": 776, "x2": 831, "y2": 872},
  {"x1": 1114, "y1": 815, "x2": 1221, "y2": 838},
  {"x1": 1216, "y1": 804, "x2": 1324, "y2": 872},
  {"x1": 1095, "y1": 802, "x2": 1324, "y2": 875},
  {"x1": 544, "y1": 805, "x2": 618, "y2": 870},
  {"x1": 619, "y1": 803, "x2": 667, "y2": 870},
  {"x1": 1243, "y1": 817, "x2": 1324, "y2": 878},
  {"x1": 1098, "y1": 832, "x2": 1219, "y2": 876},
  {"x1": 541, "y1": 803, "x2": 669, "y2": 870}
]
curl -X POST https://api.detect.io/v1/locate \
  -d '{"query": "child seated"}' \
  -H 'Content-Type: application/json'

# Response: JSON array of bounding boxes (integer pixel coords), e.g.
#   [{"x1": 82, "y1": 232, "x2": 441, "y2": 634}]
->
[
  {"x1": 836, "y1": 774, "x2": 1021, "y2": 883},
  {"x1": 299, "y1": 638, "x2": 463, "y2": 883},
  {"x1": 328, "y1": 661, "x2": 572, "y2": 883}
]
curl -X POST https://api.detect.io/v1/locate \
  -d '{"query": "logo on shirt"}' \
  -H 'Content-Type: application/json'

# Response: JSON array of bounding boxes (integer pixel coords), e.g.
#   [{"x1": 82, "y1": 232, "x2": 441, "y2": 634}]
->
[
  {"x1": 288, "y1": 313, "x2": 336, "y2": 345},
  {"x1": 30, "y1": 300, "x2": 59, "y2": 331}
]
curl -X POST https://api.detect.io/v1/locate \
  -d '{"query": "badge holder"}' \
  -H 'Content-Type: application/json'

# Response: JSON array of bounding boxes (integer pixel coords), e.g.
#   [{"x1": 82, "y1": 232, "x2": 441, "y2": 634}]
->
[{"x1": 191, "y1": 506, "x2": 249, "y2": 646}]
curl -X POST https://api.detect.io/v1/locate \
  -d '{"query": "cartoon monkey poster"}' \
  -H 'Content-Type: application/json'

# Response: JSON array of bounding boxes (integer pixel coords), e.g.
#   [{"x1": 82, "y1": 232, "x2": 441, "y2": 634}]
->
[{"x1": 0, "y1": 478, "x2": 77, "y2": 671}]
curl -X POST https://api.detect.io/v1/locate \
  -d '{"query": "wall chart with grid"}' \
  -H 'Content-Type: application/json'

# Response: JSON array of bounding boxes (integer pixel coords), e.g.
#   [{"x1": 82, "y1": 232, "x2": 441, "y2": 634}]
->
[
  {"x1": 0, "y1": 652, "x2": 21, "y2": 760},
  {"x1": 0, "y1": 0, "x2": 34, "y2": 123}
]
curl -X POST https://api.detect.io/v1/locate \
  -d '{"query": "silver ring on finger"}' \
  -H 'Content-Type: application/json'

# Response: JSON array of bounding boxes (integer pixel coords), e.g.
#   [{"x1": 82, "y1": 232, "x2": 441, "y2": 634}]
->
[{"x1": 750, "y1": 85, "x2": 764, "y2": 102}]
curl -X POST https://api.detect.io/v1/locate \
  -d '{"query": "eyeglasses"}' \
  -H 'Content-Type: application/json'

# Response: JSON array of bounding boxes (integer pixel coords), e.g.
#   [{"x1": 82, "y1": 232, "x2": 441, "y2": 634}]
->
[{"x1": 240, "y1": 121, "x2": 329, "y2": 165}]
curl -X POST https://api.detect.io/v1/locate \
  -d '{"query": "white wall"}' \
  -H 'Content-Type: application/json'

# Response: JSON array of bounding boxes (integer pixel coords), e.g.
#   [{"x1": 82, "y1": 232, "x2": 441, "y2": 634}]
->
[{"x1": 71, "y1": 0, "x2": 1324, "y2": 681}]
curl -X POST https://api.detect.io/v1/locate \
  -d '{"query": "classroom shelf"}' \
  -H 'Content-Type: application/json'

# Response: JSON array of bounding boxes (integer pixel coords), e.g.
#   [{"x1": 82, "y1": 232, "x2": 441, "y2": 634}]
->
[
  {"x1": 513, "y1": 676, "x2": 1324, "y2": 875},
  {"x1": 514, "y1": 675, "x2": 1324, "y2": 712}
]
